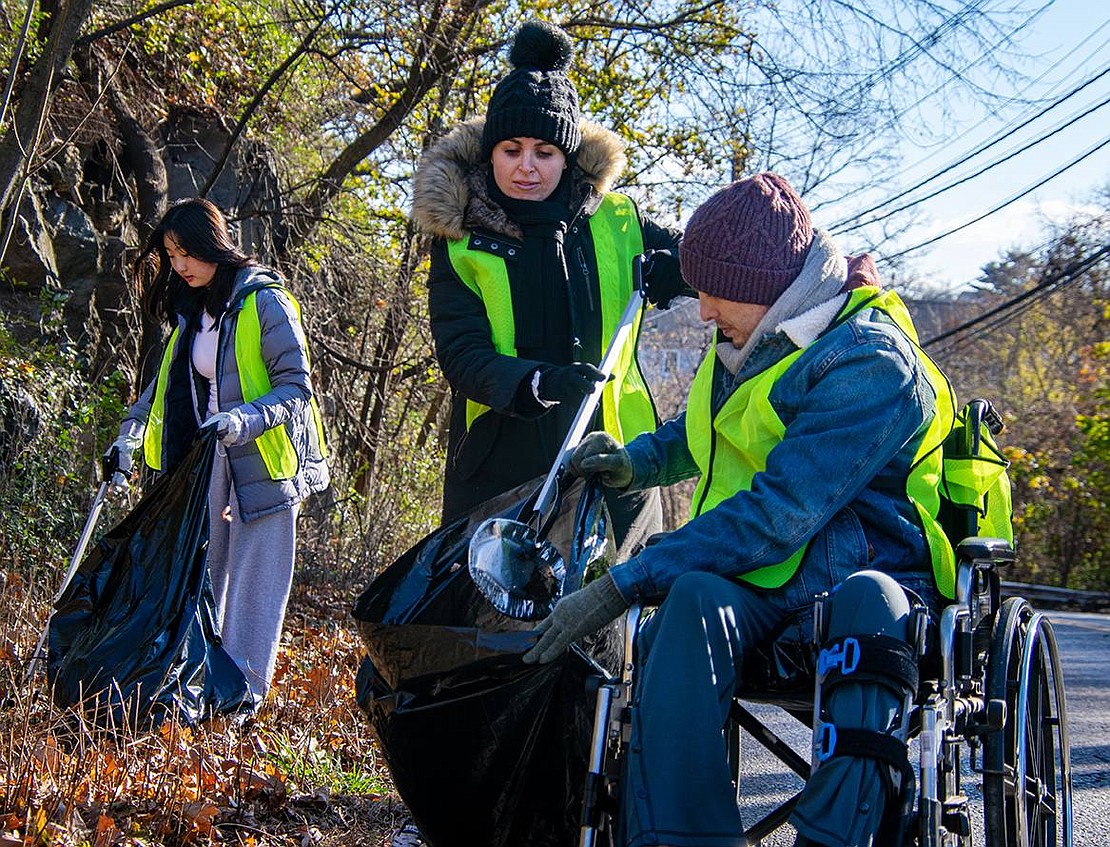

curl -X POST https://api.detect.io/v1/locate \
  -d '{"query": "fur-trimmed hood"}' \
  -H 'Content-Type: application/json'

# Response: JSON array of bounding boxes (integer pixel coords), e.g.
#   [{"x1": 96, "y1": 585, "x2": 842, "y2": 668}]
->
[{"x1": 410, "y1": 116, "x2": 628, "y2": 241}]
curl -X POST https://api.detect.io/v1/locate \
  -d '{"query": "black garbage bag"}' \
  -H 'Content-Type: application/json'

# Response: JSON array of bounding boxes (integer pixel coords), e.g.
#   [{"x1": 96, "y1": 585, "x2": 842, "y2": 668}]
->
[
  {"x1": 353, "y1": 477, "x2": 621, "y2": 847},
  {"x1": 48, "y1": 429, "x2": 251, "y2": 728}
]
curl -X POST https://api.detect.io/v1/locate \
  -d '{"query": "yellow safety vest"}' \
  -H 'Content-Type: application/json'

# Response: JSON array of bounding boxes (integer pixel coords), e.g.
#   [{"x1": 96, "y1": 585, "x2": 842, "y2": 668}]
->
[
  {"x1": 685, "y1": 287, "x2": 960, "y2": 597},
  {"x1": 143, "y1": 287, "x2": 327, "y2": 479},
  {"x1": 445, "y1": 192, "x2": 656, "y2": 445}
]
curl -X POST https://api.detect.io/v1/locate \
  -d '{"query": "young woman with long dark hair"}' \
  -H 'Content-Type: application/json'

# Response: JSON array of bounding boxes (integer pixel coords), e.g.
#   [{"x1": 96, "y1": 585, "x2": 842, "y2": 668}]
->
[{"x1": 105, "y1": 198, "x2": 328, "y2": 708}]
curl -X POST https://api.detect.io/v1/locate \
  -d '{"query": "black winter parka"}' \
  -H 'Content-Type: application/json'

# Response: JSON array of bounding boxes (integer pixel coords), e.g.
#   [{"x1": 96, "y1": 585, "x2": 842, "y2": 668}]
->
[{"x1": 412, "y1": 118, "x2": 686, "y2": 521}]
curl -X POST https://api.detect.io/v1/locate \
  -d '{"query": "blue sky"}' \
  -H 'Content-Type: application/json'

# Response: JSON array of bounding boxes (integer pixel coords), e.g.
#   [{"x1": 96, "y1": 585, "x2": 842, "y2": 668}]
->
[{"x1": 820, "y1": 1, "x2": 1110, "y2": 293}]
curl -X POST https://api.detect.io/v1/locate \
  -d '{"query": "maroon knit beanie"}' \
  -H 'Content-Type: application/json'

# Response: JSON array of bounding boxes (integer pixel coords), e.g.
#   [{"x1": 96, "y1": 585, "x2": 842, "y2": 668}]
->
[{"x1": 680, "y1": 173, "x2": 814, "y2": 305}]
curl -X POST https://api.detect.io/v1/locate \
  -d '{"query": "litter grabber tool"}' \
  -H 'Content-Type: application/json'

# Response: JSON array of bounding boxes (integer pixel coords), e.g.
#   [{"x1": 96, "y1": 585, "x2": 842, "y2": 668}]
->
[
  {"x1": 468, "y1": 254, "x2": 649, "y2": 620},
  {"x1": 24, "y1": 446, "x2": 119, "y2": 680}
]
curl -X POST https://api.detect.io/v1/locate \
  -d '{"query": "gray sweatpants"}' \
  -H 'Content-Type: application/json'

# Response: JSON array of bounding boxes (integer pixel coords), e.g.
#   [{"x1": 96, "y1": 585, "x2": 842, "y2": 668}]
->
[{"x1": 207, "y1": 450, "x2": 298, "y2": 706}]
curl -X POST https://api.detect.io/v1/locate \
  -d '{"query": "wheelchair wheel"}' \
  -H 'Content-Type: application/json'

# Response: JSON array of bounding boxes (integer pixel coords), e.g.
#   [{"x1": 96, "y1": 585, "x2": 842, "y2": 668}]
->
[{"x1": 983, "y1": 597, "x2": 1072, "y2": 846}]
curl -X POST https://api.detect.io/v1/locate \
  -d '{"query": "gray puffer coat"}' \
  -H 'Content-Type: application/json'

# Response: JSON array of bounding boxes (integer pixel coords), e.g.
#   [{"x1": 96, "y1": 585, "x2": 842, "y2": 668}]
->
[{"x1": 119, "y1": 266, "x2": 329, "y2": 522}]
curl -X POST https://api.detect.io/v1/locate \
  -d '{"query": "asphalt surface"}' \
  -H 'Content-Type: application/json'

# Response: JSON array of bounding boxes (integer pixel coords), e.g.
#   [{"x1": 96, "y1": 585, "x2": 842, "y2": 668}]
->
[{"x1": 737, "y1": 610, "x2": 1110, "y2": 846}]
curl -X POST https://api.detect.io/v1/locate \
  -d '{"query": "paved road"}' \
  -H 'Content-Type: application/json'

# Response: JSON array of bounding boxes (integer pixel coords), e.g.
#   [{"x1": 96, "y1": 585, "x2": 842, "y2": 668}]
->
[{"x1": 736, "y1": 610, "x2": 1110, "y2": 846}]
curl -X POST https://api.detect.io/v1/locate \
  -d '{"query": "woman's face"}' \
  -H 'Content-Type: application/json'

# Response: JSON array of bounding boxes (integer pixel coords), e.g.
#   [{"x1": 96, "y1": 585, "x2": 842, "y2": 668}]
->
[
  {"x1": 491, "y1": 137, "x2": 566, "y2": 201},
  {"x1": 164, "y1": 232, "x2": 217, "y2": 289}
]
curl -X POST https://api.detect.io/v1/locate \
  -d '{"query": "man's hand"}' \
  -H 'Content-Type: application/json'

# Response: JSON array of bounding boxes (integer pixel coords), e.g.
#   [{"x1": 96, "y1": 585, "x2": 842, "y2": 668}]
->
[
  {"x1": 568, "y1": 431, "x2": 633, "y2": 489},
  {"x1": 522, "y1": 573, "x2": 630, "y2": 664}
]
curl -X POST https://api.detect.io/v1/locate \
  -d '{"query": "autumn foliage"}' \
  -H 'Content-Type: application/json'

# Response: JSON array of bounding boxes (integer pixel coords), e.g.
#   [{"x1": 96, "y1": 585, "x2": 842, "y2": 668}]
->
[{"x1": 0, "y1": 582, "x2": 403, "y2": 847}]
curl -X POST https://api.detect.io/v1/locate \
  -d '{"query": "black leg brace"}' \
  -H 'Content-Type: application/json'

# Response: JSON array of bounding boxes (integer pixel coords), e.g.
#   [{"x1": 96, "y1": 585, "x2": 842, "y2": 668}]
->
[{"x1": 791, "y1": 570, "x2": 928, "y2": 847}]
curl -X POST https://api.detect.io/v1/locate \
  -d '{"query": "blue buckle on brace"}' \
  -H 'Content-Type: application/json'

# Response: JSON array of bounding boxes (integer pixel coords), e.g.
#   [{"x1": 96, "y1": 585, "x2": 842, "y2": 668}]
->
[
  {"x1": 818, "y1": 636, "x2": 860, "y2": 678},
  {"x1": 815, "y1": 722, "x2": 837, "y2": 762}
]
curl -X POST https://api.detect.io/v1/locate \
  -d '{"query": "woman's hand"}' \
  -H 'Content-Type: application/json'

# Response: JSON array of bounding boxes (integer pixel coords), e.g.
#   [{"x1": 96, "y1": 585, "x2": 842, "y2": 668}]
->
[{"x1": 203, "y1": 410, "x2": 249, "y2": 446}]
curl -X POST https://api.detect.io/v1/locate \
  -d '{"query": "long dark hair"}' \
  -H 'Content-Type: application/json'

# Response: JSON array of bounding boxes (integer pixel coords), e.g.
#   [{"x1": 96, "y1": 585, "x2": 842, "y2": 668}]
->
[{"x1": 135, "y1": 198, "x2": 255, "y2": 326}]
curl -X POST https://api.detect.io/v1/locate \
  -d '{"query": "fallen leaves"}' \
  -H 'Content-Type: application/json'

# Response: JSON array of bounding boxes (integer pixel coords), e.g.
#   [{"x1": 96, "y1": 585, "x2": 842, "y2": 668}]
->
[{"x1": 0, "y1": 587, "x2": 394, "y2": 847}]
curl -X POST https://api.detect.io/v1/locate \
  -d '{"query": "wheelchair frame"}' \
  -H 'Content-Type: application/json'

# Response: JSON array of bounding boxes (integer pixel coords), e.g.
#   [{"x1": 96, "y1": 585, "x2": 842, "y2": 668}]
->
[{"x1": 578, "y1": 403, "x2": 1073, "y2": 847}]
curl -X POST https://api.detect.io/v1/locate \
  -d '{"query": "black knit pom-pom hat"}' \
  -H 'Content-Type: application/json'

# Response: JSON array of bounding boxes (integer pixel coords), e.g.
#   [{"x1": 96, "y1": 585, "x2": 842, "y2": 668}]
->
[{"x1": 481, "y1": 20, "x2": 582, "y2": 159}]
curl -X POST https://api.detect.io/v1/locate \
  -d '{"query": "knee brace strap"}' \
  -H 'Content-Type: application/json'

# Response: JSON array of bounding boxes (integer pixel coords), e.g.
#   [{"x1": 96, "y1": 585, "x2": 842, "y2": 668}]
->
[
  {"x1": 814, "y1": 726, "x2": 917, "y2": 842},
  {"x1": 816, "y1": 634, "x2": 918, "y2": 696},
  {"x1": 815, "y1": 726, "x2": 909, "y2": 770}
]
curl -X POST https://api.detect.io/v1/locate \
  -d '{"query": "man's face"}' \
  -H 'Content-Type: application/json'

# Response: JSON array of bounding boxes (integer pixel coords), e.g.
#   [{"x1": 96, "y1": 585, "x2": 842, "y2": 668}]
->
[{"x1": 698, "y1": 292, "x2": 770, "y2": 348}]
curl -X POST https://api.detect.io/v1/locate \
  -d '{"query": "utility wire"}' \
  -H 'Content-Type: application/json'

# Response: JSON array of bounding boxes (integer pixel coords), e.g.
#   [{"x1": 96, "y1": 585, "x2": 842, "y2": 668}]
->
[
  {"x1": 878, "y1": 135, "x2": 1110, "y2": 263},
  {"x1": 833, "y1": 89, "x2": 1110, "y2": 235},
  {"x1": 831, "y1": 62, "x2": 1110, "y2": 230},
  {"x1": 808, "y1": 7, "x2": 1102, "y2": 216},
  {"x1": 923, "y1": 243, "x2": 1110, "y2": 350},
  {"x1": 933, "y1": 272, "x2": 1081, "y2": 352}
]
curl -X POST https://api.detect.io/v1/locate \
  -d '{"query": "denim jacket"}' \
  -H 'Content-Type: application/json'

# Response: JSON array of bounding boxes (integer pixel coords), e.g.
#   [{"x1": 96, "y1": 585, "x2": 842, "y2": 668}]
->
[{"x1": 607, "y1": 296, "x2": 939, "y2": 609}]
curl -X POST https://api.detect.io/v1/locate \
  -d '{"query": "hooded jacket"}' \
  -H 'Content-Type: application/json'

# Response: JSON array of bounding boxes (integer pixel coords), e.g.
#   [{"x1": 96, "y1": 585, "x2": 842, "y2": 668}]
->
[
  {"x1": 412, "y1": 117, "x2": 684, "y2": 520},
  {"x1": 119, "y1": 266, "x2": 329, "y2": 522}
]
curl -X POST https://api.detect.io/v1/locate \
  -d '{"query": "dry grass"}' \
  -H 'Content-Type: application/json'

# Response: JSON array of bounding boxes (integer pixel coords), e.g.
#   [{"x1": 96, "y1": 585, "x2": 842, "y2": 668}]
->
[{"x1": 0, "y1": 578, "x2": 407, "y2": 847}]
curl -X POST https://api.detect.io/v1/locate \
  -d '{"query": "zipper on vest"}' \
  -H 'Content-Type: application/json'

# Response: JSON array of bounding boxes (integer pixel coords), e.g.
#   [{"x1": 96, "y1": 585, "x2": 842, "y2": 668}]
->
[{"x1": 575, "y1": 245, "x2": 595, "y2": 313}]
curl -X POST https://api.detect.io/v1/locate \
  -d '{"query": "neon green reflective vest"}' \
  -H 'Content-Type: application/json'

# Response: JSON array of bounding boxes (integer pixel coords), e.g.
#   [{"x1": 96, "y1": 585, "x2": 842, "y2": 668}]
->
[
  {"x1": 445, "y1": 192, "x2": 656, "y2": 444},
  {"x1": 143, "y1": 287, "x2": 327, "y2": 479},
  {"x1": 685, "y1": 287, "x2": 961, "y2": 597}
]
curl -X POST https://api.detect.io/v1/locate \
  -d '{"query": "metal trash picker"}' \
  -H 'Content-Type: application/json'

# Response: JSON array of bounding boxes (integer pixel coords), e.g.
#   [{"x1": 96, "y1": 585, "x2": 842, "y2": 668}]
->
[
  {"x1": 468, "y1": 253, "x2": 650, "y2": 620},
  {"x1": 24, "y1": 446, "x2": 121, "y2": 681}
]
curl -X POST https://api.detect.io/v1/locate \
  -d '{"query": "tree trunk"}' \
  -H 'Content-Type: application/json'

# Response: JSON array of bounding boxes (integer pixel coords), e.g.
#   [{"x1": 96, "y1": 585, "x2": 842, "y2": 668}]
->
[
  {"x1": 284, "y1": 0, "x2": 488, "y2": 257},
  {"x1": 73, "y1": 43, "x2": 169, "y2": 390},
  {"x1": 0, "y1": 0, "x2": 97, "y2": 219},
  {"x1": 351, "y1": 230, "x2": 421, "y2": 497}
]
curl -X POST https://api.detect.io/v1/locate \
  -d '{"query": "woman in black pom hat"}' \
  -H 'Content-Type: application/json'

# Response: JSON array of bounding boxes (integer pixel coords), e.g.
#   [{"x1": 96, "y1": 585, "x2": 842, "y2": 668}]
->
[{"x1": 412, "y1": 19, "x2": 688, "y2": 552}]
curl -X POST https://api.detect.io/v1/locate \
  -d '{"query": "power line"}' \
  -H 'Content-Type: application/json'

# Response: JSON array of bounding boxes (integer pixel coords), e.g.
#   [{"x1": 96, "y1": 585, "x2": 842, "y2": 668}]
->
[
  {"x1": 878, "y1": 134, "x2": 1110, "y2": 263},
  {"x1": 922, "y1": 243, "x2": 1110, "y2": 351},
  {"x1": 836, "y1": 0, "x2": 990, "y2": 102},
  {"x1": 830, "y1": 62, "x2": 1110, "y2": 231},
  {"x1": 808, "y1": 7, "x2": 1103, "y2": 217},
  {"x1": 832, "y1": 90, "x2": 1110, "y2": 236}
]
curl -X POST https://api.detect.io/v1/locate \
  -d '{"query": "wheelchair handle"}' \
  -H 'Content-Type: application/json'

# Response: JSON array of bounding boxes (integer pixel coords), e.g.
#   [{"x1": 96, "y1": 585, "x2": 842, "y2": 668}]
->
[{"x1": 965, "y1": 400, "x2": 1004, "y2": 458}]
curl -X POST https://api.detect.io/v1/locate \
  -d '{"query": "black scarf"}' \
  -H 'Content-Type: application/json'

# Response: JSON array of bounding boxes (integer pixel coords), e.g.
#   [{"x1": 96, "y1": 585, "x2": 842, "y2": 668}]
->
[{"x1": 489, "y1": 172, "x2": 575, "y2": 360}]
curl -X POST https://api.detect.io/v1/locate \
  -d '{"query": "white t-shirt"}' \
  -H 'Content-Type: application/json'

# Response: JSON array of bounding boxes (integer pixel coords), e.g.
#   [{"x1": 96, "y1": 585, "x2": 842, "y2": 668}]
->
[{"x1": 191, "y1": 311, "x2": 220, "y2": 419}]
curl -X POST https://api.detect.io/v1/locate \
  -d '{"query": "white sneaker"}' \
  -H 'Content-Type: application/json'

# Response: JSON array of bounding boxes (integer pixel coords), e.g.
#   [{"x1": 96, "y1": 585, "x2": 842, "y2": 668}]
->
[{"x1": 391, "y1": 821, "x2": 424, "y2": 847}]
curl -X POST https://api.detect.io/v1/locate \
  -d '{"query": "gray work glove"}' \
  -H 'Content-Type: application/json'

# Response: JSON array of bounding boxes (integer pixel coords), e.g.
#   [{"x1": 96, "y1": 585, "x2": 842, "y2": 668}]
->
[
  {"x1": 202, "y1": 409, "x2": 249, "y2": 447},
  {"x1": 522, "y1": 573, "x2": 630, "y2": 664},
  {"x1": 568, "y1": 431, "x2": 633, "y2": 489},
  {"x1": 103, "y1": 433, "x2": 141, "y2": 494}
]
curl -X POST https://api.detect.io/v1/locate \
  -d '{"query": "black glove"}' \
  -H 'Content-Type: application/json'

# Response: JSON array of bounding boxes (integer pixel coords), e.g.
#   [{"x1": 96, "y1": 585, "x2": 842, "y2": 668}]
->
[
  {"x1": 522, "y1": 573, "x2": 630, "y2": 664},
  {"x1": 539, "y1": 363, "x2": 606, "y2": 404},
  {"x1": 568, "y1": 431, "x2": 634, "y2": 489},
  {"x1": 640, "y1": 249, "x2": 692, "y2": 308}
]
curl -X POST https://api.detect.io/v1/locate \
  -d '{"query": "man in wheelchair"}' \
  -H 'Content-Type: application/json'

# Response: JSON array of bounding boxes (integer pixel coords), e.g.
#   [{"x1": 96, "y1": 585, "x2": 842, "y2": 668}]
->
[{"x1": 523, "y1": 172, "x2": 961, "y2": 847}]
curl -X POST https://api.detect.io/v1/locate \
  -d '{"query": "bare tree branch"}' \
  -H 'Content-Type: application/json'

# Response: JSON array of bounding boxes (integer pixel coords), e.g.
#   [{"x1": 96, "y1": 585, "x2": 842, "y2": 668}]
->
[{"x1": 75, "y1": 0, "x2": 196, "y2": 47}]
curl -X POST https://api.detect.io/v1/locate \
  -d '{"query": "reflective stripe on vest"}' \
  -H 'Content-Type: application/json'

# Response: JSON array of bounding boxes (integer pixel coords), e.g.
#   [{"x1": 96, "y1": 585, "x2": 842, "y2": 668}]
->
[
  {"x1": 446, "y1": 193, "x2": 656, "y2": 443},
  {"x1": 143, "y1": 326, "x2": 181, "y2": 471},
  {"x1": 144, "y1": 288, "x2": 328, "y2": 479},
  {"x1": 685, "y1": 287, "x2": 959, "y2": 596}
]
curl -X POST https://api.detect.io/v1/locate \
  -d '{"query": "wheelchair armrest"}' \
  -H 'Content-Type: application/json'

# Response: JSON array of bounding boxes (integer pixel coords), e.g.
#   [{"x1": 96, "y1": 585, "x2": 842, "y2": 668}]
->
[{"x1": 955, "y1": 537, "x2": 1016, "y2": 567}]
